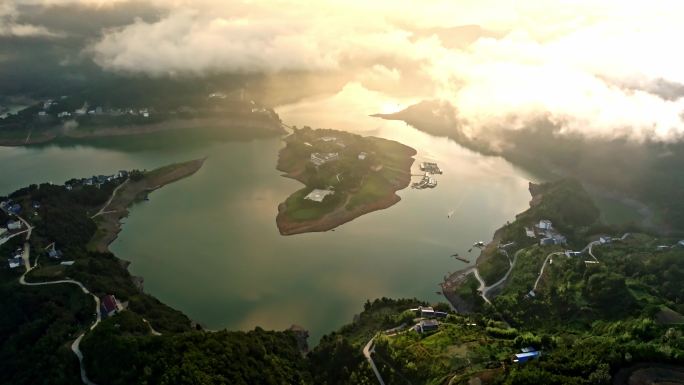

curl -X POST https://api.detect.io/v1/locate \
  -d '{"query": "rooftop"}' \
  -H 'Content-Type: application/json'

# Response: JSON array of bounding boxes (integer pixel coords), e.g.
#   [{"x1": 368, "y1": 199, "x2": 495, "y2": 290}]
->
[{"x1": 304, "y1": 189, "x2": 334, "y2": 203}]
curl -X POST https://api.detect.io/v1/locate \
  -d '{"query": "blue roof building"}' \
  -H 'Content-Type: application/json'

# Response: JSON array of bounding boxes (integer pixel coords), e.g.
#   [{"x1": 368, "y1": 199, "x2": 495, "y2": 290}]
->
[{"x1": 514, "y1": 351, "x2": 541, "y2": 363}]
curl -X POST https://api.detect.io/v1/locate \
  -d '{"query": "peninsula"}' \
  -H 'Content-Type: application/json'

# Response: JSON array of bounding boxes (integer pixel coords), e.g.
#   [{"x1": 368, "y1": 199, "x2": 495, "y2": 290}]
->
[
  {"x1": 88, "y1": 158, "x2": 206, "y2": 252},
  {"x1": 276, "y1": 127, "x2": 416, "y2": 235}
]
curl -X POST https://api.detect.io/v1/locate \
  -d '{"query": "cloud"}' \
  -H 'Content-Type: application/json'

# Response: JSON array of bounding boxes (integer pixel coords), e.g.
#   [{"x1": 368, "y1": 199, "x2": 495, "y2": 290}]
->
[
  {"x1": 0, "y1": 3, "x2": 64, "y2": 37},
  {"x1": 11, "y1": 0, "x2": 684, "y2": 141}
]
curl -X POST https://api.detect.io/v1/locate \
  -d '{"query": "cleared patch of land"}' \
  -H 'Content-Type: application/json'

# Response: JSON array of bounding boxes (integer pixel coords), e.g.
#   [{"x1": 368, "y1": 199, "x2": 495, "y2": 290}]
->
[
  {"x1": 275, "y1": 127, "x2": 416, "y2": 235},
  {"x1": 88, "y1": 158, "x2": 206, "y2": 252}
]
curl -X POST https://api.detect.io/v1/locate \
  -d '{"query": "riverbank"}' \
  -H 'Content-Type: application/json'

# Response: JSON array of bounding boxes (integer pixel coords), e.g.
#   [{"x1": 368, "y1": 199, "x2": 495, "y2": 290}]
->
[
  {"x1": 275, "y1": 128, "x2": 416, "y2": 235},
  {"x1": 88, "y1": 158, "x2": 206, "y2": 252},
  {"x1": 0, "y1": 116, "x2": 285, "y2": 146}
]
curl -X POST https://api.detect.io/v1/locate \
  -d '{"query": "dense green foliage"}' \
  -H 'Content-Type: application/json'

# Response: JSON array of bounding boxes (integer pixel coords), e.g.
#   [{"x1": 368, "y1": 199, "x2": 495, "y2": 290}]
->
[
  {"x1": 82, "y1": 316, "x2": 310, "y2": 385},
  {"x1": 0, "y1": 271, "x2": 91, "y2": 385}
]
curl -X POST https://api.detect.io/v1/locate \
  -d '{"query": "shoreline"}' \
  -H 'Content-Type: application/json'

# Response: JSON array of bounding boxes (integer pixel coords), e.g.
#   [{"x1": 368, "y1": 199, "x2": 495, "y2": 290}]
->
[
  {"x1": 0, "y1": 116, "x2": 285, "y2": 147},
  {"x1": 274, "y1": 132, "x2": 416, "y2": 235},
  {"x1": 276, "y1": 190, "x2": 405, "y2": 235},
  {"x1": 88, "y1": 158, "x2": 207, "y2": 253}
]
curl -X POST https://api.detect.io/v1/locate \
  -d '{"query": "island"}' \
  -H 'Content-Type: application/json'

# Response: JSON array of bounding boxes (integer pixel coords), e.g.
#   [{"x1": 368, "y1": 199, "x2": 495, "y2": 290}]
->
[{"x1": 275, "y1": 127, "x2": 417, "y2": 235}]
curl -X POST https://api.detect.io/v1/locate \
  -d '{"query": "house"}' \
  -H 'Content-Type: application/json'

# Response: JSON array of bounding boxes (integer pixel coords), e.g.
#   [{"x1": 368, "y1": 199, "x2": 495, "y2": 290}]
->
[
  {"x1": 7, "y1": 220, "x2": 22, "y2": 231},
  {"x1": 57, "y1": 111, "x2": 71, "y2": 118},
  {"x1": 417, "y1": 319, "x2": 439, "y2": 333},
  {"x1": 310, "y1": 152, "x2": 339, "y2": 166},
  {"x1": 678, "y1": 240, "x2": 684, "y2": 247},
  {"x1": 100, "y1": 294, "x2": 121, "y2": 317},
  {"x1": 418, "y1": 306, "x2": 435, "y2": 318},
  {"x1": 434, "y1": 311, "x2": 448, "y2": 318},
  {"x1": 304, "y1": 189, "x2": 335, "y2": 203},
  {"x1": 48, "y1": 247, "x2": 63, "y2": 259},
  {"x1": 60, "y1": 261, "x2": 75, "y2": 266},
  {"x1": 565, "y1": 251, "x2": 582, "y2": 257},
  {"x1": 32, "y1": 201, "x2": 40, "y2": 210},
  {"x1": 599, "y1": 236, "x2": 612, "y2": 244},
  {"x1": 537, "y1": 220, "x2": 553, "y2": 230},
  {"x1": 514, "y1": 351, "x2": 541, "y2": 363},
  {"x1": 521, "y1": 347, "x2": 536, "y2": 353},
  {"x1": 552, "y1": 234, "x2": 567, "y2": 245},
  {"x1": 7, "y1": 257, "x2": 23, "y2": 269},
  {"x1": 8, "y1": 204, "x2": 21, "y2": 215},
  {"x1": 657, "y1": 245, "x2": 671, "y2": 251},
  {"x1": 318, "y1": 136, "x2": 337, "y2": 142},
  {"x1": 540, "y1": 237, "x2": 555, "y2": 246},
  {"x1": 540, "y1": 234, "x2": 566, "y2": 246},
  {"x1": 358, "y1": 152, "x2": 367, "y2": 160},
  {"x1": 524, "y1": 227, "x2": 536, "y2": 238}
]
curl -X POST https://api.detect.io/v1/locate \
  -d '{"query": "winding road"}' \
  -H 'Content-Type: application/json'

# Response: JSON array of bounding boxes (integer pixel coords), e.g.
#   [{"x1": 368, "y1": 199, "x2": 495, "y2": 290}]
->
[
  {"x1": 532, "y1": 233, "x2": 630, "y2": 292},
  {"x1": 363, "y1": 336, "x2": 386, "y2": 385},
  {"x1": 5, "y1": 208, "x2": 101, "y2": 385}
]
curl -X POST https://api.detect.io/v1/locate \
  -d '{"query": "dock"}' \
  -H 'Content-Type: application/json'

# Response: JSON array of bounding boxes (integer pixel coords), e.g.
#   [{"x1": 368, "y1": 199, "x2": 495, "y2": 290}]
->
[
  {"x1": 412, "y1": 174, "x2": 437, "y2": 189},
  {"x1": 453, "y1": 255, "x2": 470, "y2": 263},
  {"x1": 420, "y1": 162, "x2": 442, "y2": 174}
]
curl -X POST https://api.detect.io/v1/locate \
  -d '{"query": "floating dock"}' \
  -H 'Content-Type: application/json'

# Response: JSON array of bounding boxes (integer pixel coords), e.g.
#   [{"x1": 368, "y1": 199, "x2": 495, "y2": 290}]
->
[
  {"x1": 420, "y1": 162, "x2": 442, "y2": 174},
  {"x1": 412, "y1": 174, "x2": 437, "y2": 189}
]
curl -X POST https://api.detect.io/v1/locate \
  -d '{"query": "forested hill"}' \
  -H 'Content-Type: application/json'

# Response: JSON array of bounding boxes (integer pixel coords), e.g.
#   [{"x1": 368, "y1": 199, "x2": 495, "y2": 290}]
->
[
  {"x1": 376, "y1": 100, "x2": 684, "y2": 233},
  {"x1": 2, "y1": 170, "x2": 684, "y2": 385}
]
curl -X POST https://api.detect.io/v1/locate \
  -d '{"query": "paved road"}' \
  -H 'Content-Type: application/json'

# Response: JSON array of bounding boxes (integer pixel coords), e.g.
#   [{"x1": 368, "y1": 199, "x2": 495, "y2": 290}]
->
[
  {"x1": 13, "y1": 210, "x2": 101, "y2": 385},
  {"x1": 20, "y1": 269, "x2": 102, "y2": 384},
  {"x1": 363, "y1": 337, "x2": 386, "y2": 385},
  {"x1": 480, "y1": 249, "x2": 521, "y2": 301},
  {"x1": 533, "y1": 251, "x2": 565, "y2": 291},
  {"x1": 532, "y1": 233, "x2": 630, "y2": 292},
  {"x1": 91, "y1": 179, "x2": 128, "y2": 218}
]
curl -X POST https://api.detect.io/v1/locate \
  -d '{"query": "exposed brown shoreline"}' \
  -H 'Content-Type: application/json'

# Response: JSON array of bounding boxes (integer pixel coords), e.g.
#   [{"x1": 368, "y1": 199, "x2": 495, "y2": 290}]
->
[
  {"x1": 275, "y1": 133, "x2": 416, "y2": 235},
  {"x1": 276, "y1": 190, "x2": 405, "y2": 235},
  {"x1": 88, "y1": 158, "x2": 206, "y2": 252}
]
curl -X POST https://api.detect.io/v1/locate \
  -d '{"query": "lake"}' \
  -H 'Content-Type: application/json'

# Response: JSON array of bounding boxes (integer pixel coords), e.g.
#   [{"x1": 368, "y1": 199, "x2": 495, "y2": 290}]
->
[{"x1": 0, "y1": 84, "x2": 540, "y2": 342}]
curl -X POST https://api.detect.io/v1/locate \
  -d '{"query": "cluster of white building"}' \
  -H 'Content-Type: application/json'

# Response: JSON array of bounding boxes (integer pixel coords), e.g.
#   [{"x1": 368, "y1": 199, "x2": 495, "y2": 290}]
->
[
  {"x1": 527, "y1": 219, "x2": 567, "y2": 246},
  {"x1": 37, "y1": 99, "x2": 152, "y2": 120}
]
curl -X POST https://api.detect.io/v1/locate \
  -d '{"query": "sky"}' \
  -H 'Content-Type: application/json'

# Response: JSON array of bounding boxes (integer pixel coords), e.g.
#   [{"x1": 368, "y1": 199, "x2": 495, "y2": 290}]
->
[{"x1": 4, "y1": 0, "x2": 684, "y2": 142}]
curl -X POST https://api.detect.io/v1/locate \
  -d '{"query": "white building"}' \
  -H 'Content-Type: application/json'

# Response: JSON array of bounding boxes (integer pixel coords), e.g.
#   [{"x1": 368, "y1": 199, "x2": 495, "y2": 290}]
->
[
  {"x1": 310, "y1": 152, "x2": 339, "y2": 166},
  {"x1": 8, "y1": 257, "x2": 22, "y2": 269},
  {"x1": 358, "y1": 152, "x2": 367, "y2": 160},
  {"x1": 7, "y1": 221, "x2": 22, "y2": 231},
  {"x1": 304, "y1": 189, "x2": 334, "y2": 203},
  {"x1": 538, "y1": 220, "x2": 553, "y2": 230}
]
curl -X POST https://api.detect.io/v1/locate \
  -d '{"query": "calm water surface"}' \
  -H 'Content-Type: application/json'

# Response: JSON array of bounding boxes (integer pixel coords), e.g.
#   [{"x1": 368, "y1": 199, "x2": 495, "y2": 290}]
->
[{"x1": 0, "y1": 84, "x2": 539, "y2": 342}]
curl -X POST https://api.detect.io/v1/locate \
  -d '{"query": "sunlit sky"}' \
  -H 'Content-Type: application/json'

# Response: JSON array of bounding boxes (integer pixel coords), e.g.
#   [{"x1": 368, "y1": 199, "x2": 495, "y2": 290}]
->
[{"x1": 5, "y1": 0, "x2": 684, "y2": 141}]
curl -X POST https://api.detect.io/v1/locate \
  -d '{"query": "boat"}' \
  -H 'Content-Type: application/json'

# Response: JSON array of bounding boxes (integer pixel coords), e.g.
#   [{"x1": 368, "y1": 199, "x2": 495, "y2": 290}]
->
[
  {"x1": 447, "y1": 210, "x2": 455, "y2": 218},
  {"x1": 473, "y1": 241, "x2": 485, "y2": 248},
  {"x1": 454, "y1": 256, "x2": 470, "y2": 263}
]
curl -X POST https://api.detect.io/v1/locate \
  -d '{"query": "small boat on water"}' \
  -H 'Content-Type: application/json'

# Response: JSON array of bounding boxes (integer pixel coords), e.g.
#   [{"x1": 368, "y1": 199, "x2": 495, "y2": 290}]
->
[
  {"x1": 468, "y1": 248, "x2": 472, "y2": 253},
  {"x1": 447, "y1": 210, "x2": 455, "y2": 218},
  {"x1": 452, "y1": 254, "x2": 470, "y2": 263},
  {"x1": 473, "y1": 241, "x2": 485, "y2": 248}
]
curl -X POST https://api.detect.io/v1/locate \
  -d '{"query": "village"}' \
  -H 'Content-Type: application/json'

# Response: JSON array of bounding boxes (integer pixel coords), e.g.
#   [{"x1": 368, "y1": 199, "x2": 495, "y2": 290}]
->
[
  {"x1": 0, "y1": 170, "x2": 135, "y2": 331},
  {"x1": 0, "y1": 92, "x2": 279, "y2": 129}
]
